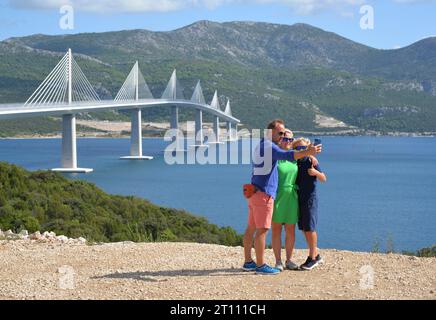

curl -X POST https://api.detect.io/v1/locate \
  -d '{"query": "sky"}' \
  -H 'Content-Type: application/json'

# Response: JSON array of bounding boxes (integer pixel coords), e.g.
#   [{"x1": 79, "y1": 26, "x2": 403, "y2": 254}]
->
[{"x1": 0, "y1": 0, "x2": 435, "y2": 49}]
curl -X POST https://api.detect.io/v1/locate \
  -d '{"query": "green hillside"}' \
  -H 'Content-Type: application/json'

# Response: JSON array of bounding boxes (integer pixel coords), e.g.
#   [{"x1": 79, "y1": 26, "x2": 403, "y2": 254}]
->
[
  {"x1": 0, "y1": 162, "x2": 242, "y2": 245},
  {"x1": 1, "y1": 21, "x2": 436, "y2": 134}
]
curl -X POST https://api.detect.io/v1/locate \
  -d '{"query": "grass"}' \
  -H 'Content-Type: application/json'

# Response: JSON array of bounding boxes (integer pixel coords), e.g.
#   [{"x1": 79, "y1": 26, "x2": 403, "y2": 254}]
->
[{"x1": 371, "y1": 235, "x2": 435, "y2": 257}]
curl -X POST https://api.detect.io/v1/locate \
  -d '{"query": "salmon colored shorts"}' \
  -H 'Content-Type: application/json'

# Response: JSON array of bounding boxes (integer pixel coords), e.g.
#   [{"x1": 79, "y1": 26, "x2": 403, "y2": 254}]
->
[{"x1": 247, "y1": 191, "x2": 274, "y2": 229}]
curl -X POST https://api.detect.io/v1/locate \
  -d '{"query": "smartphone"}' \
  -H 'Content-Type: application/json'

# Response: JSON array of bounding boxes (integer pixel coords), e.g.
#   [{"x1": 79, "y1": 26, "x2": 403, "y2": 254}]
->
[{"x1": 314, "y1": 138, "x2": 322, "y2": 146}]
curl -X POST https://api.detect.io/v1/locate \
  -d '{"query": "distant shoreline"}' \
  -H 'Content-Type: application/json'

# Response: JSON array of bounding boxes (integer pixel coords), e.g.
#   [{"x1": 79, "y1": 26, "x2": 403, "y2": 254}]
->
[
  {"x1": 1, "y1": 119, "x2": 435, "y2": 139},
  {"x1": 294, "y1": 131, "x2": 436, "y2": 138},
  {"x1": 1, "y1": 132, "x2": 435, "y2": 139}
]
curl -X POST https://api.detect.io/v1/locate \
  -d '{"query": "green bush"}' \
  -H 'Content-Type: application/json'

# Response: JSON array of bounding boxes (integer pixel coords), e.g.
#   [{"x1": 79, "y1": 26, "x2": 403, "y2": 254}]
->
[
  {"x1": 0, "y1": 162, "x2": 243, "y2": 246},
  {"x1": 416, "y1": 246, "x2": 436, "y2": 257}
]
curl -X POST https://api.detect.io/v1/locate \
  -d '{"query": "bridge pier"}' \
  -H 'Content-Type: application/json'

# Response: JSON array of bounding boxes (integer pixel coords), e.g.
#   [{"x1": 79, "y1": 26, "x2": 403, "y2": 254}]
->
[
  {"x1": 233, "y1": 123, "x2": 238, "y2": 140},
  {"x1": 170, "y1": 105, "x2": 185, "y2": 151},
  {"x1": 52, "y1": 114, "x2": 93, "y2": 173},
  {"x1": 196, "y1": 109, "x2": 203, "y2": 145},
  {"x1": 208, "y1": 116, "x2": 223, "y2": 144},
  {"x1": 121, "y1": 109, "x2": 153, "y2": 160},
  {"x1": 225, "y1": 122, "x2": 239, "y2": 141},
  {"x1": 189, "y1": 109, "x2": 208, "y2": 148},
  {"x1": 226, "y1": 121, "x2": 234, "y2": 141},
  {"x1": 171, "y1": 105, "x2": 179, "y2": 131}
]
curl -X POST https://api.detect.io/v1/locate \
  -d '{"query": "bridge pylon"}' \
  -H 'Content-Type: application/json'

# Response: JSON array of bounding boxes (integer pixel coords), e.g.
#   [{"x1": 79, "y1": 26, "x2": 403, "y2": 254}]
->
[
  {"x1": 224, "y1": 100, "x2": 237, "y2": 142},
  {"x1": 189, "y1": 81, "x2": 208, "y2": 148},
  {"x1": 208, "y1": 91, "x2": 223, "y2": 145},
  {"x1": 166, "y1": 71, "x2": 187, "y2": 151},
  {"x1": 51, "y1": 48, "x2": 95, "y2": 173},
  {"x1": 116, "y1": 61, "x2": 154, "y2": 160}
]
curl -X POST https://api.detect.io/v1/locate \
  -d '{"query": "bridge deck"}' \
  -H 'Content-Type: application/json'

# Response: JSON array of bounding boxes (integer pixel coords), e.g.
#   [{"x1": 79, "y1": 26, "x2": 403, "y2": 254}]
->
[{"x1": 0, "y1": 99, "x2": 240, "y2": 123}]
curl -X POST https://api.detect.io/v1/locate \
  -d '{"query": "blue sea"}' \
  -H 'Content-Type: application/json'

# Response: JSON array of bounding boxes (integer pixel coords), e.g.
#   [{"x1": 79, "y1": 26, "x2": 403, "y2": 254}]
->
[{"x1": 0, "y1": 136, "x2": 435, "y2": 253}]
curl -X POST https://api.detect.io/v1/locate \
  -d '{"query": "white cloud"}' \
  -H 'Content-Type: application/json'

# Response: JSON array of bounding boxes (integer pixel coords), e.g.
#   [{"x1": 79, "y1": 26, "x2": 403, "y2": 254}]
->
[
  {"x1": 8, "y1": 0, "x2": 367, "y2": 14},
  {"x1": 255, "y1": 0, "x2": 366, "y2": 15},
  {"x1": 9, "y1": 0, "x2": 190, "y2": 13},
  {"x1": 393, "y1": 0, "x2": 436, "y2": 3},
  {"x1": 418, "y1": 34, "x2": 436, "y2": 40}
]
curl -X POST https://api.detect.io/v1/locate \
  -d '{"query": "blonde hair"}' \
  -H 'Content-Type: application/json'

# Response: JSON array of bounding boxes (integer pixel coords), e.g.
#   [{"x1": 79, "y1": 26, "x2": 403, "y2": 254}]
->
[
  {"x1": 293, "y1": 137, "x2": 311, "y2": 146},
  {"x1": 284, "y1": 129, "x2": 293, "y2": 137}
]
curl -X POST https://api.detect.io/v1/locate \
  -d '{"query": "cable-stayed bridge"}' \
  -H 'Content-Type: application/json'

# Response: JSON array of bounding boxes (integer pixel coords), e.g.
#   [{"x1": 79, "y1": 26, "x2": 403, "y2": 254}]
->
[{"x1": 0, "y1": 49, "x2": 240, "y2": 173}]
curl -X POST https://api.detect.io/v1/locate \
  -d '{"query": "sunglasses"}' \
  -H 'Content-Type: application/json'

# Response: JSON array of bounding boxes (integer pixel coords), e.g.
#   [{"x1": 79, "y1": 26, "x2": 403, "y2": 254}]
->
[
  {"x1": 281, "y1": 137, "x2": 294, "y2": 143},
  {"x1": 295, "y1": 145, "x2": 307, "y2": 151}
]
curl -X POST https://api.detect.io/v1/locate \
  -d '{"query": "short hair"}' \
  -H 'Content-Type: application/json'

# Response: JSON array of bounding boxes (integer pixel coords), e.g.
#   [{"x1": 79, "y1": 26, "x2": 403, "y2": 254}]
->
[{"x1": 267, "y1": 119, "x2": 285, "y2": 130}]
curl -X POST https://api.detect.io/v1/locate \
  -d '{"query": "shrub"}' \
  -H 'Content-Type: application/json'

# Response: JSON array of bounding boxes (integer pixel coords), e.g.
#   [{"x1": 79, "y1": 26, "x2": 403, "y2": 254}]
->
[{"x1": 0, "y1": 162, "x2": 242, "y2": 246}]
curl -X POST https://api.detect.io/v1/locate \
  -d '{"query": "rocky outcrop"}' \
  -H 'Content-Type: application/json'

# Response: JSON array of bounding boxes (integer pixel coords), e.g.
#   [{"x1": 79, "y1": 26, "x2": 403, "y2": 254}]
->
[{"x1": 0, "y1": 229, "x2": 86, "y2": 244}]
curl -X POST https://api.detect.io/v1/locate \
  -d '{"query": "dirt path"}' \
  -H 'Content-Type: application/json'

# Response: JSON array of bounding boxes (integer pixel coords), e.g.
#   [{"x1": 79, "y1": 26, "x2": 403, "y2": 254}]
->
[{"x1": 0, "y1": 241, "x2": 434, "y2": 300}]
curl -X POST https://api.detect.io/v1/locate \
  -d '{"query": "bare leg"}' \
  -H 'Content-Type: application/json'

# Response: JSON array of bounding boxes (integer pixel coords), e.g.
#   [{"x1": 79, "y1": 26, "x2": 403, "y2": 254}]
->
[
  {"x1": 271, "y1": 223, "x2": 283, "y2": 263},
  {"x1": 243, "y1": 225, "x2": 256, "y2": 263},
  {"x1": 254, "y1": 228, "x2": 269, "y2": 267},
  {"x1": 304, "y1": 231, "x2": 318, "y2": 259},
  {"x1": 284, "y1": 224, "x2": 296, "y2": 262}
]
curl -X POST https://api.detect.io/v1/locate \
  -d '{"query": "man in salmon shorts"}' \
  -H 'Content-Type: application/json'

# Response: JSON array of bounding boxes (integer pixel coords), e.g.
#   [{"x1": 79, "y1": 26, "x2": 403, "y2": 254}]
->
[{"x1": 242, "y1": 119, "x2": 322, "y2": 275}]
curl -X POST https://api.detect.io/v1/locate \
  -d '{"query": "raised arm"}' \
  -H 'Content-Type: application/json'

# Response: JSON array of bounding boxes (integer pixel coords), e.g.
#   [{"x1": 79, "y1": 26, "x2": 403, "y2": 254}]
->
[
  {"x1": 293, "y1": 144, "x2": 322, "y2": 160},
  {"x1": 270, "y1": 142, "x2": 322, "y2": 162},
  {"x1": 271, "y1": 144, "x2": 296, "y2": 161},
  {"x1": 308, "y1": 167, "x2": 327, "y2": 183}
]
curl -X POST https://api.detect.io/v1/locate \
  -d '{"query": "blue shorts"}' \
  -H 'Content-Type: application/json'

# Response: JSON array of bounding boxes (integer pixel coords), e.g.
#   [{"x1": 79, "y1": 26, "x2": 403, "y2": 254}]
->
[{"x1": 298, "y1": 196, "x2": 318, "y2": 232}]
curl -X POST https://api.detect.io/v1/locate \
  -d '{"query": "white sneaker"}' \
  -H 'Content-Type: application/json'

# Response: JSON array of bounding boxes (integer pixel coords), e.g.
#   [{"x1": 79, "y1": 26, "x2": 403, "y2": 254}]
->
[
  {"x1": 275, "y1": 261, "x2": 284, "y2": 272},
  {"x1": 285, "y1": 260, "x2": 299, "y2": 270}
]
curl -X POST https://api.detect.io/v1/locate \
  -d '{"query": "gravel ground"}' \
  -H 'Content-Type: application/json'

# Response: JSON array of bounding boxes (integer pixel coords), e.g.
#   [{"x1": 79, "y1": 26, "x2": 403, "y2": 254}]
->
[{"x1": 0, "y1": 240, "x2": 434, "y2": 300}]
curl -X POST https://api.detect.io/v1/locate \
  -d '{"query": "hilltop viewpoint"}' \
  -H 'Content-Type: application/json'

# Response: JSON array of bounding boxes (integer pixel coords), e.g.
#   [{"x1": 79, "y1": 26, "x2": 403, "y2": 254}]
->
[{"x1": 0, "y1": 239, "x2": 435, "y2": 300}]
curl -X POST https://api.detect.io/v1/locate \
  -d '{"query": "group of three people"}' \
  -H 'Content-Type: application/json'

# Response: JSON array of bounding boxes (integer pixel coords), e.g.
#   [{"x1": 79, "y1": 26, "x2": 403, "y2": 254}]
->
[{"x1": 243, "y1": 119, "x2": 327, "y2": 275}]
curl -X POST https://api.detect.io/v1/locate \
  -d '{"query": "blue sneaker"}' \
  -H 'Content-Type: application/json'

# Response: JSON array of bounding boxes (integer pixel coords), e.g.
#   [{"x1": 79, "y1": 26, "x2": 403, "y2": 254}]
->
[
  {"x1": 255, "y1": 264, "x2": 280, "y2": 275},
  {"x1": 242, "y1": 261, "x2": 257, "y2": 272}
]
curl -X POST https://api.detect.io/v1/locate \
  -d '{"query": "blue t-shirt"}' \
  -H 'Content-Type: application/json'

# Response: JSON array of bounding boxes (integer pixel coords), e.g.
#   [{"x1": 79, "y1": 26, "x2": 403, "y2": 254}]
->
[
  {"x1": 251, "y1": 139, "x2": 295, "y2": 199},
  {"x1": 296, "y1": 157, "x2": 322, "y2": 200}
]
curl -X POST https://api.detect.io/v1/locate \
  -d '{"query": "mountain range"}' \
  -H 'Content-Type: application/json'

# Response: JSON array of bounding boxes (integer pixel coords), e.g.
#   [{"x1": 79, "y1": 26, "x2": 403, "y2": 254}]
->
[{"x1": 1, "y1": 20, "x2": 436, "y2": 135}]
